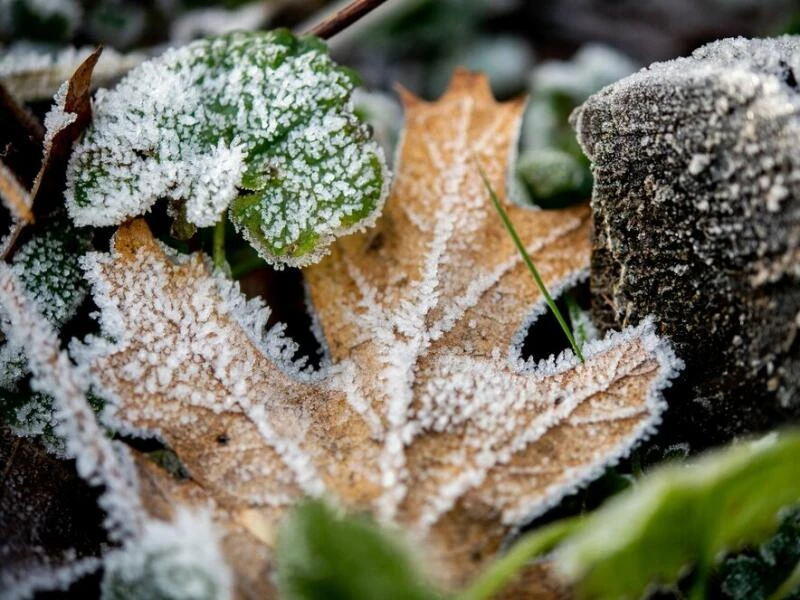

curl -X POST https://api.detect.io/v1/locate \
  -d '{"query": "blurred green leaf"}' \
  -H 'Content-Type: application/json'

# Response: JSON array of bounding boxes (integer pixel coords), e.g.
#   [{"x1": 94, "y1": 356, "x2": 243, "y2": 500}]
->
[
  {"x1": 557, "y1": 432, "x2": 800, "y2": 599},
  {"x1": 276, "y1": 500, "x2": 441, "y2": 600}
]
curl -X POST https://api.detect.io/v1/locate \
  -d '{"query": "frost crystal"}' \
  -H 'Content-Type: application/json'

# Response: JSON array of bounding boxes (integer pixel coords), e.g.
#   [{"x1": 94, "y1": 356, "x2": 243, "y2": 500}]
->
[
  {"x1": 66, "y1": 30, "x2": 389, "y2": 267},
  {"x1": 102, "y1": 509, "x2": 232, "y2": 600}
]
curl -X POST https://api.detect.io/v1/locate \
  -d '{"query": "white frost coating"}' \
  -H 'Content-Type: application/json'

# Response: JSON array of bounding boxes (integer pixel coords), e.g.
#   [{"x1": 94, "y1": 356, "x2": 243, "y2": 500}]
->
[
  {"x1": 182, "y1": 142, "x2": 246, "y2": 227},
  {"x1": 0, "y1": 44, "x2": 145, "y2": 102},
  {"x1": 75, "y1": 74, "x2": 685, "y2": 566},
  {"x1": 0, "y1": 264, "x2": 143, "y2": 543},
  {"x1": 76, "y1": 234, "x2": 328, "y2": 498},
  {"x1": 1, "y1": 555, "x2": 102, "y2": 600},
  {"x1": 503, "y1": 318, "x2": 683, "y2": 531},
  {"x1": 102, "y1": 508, "x2": 233, "y2": 600}
]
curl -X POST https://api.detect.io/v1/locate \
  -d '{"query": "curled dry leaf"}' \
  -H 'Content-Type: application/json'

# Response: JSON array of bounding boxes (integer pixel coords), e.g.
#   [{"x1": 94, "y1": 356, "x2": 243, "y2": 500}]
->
[
  {"x1": 0, "y1": 47, "x2": 102, "y2": 262},
  {"x1": 31, "y1": 45, "x2": 102, "y2": 220},
  {"x1": 77, "y1": 71, "x2": 681, "y2": 597}
]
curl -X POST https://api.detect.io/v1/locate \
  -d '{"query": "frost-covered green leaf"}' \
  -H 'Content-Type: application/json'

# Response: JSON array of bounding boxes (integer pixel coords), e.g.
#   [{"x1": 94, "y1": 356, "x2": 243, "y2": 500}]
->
[
  {"x1": 556, "y1": 432, "x2": 800, "y2": 598},
  {"x1": 66, "y1": 29, "x2": 389, "y2": 267},
  {"x1": 276, "y1": 501, "x2": 441, "y2": 600},
  {"x1": 11, "y1": 222, "x2": 91, "y2": 329},
  {"x1": 0, "y1": 223, "x2": 91, "y2": 443},
  {"x1": 0, "y1": 223, "x2": 90, "y2": 390}
]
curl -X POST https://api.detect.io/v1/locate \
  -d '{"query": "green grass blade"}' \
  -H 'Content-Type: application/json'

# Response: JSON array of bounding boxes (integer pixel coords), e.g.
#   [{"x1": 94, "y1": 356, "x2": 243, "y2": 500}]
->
[{"x1": 477, "y1": 165, "x2": 585, "y2": 362}]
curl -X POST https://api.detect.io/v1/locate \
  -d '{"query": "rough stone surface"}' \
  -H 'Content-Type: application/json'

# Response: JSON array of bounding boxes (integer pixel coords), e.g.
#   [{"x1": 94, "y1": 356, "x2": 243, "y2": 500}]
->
[{"x1": 572, "y1": 36, "x2": 800, "y2": 446}]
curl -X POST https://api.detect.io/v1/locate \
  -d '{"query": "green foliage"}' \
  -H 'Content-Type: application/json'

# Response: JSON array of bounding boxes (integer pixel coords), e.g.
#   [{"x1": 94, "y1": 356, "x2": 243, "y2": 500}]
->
[
  {"x1": 719, "y1": 507, "x2": 800, "y2": 600},
  {"x1": 67, "y1": 29, "x2": 388, "y2": 267},
  {"x1": 0, "y1": 223, "x2": 90, "y2": 392},
  {"x1": 0, "y1": 223, "x2": 92, "y2": 447},
  {"x1": 556, "y1": 432, "x2": 800, "y2": 599},
  {"x1": 517, "y1": 148, "x2": 591, "y2": 208},
  {"x1": 276, "y1": 501, "x2": 441, "y2": 600},
  {"x1": 11, "y1": 222, "x2": 91, "y2": 329}
]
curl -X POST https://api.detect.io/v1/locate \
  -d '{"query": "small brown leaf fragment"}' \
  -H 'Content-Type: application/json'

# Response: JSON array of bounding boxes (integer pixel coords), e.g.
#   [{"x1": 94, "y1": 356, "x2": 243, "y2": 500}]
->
[
  {"x1": 0, "y1": 161, "x2": 34, "y2": 259},
  {"x1": 0, "y1": 162, "x2": 33, "y2": 224},
  {"x1": 80, "y1": 71, "x2": 680, "y2": 594},
  {"x1": 31, "y1": 46, "x2": 103, "y2": 221}
]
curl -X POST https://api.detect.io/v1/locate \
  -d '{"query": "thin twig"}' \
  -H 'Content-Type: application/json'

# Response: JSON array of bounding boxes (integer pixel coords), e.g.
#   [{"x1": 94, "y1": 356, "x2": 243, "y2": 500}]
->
[{"x1": 304, "y1": 0, "x2": 391, "y2": 40}]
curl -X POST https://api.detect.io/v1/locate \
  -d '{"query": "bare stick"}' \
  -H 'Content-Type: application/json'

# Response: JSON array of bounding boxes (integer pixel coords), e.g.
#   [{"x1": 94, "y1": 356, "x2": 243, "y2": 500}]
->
[{"x1": 305, "y1": 0, "x2": 390, "y2": 40}]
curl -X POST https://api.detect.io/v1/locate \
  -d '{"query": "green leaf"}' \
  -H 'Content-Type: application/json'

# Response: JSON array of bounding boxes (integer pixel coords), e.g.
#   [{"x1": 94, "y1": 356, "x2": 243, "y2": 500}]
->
[
  {"x1": 556, "y1": 432, "x2": 800, "y2": 599},
  {"x1": 66, "y1": 30, "x2": 389, "y2": 267},
  {"x1": 0, "y1": 222, "x2": 90, "y2": 392},
  {"x1": 276, "y1": 500, "x2": 441, "y2": 600},
  {"x1": 11, "y1": 222, "x2": 91, "y2": 329},
  {"x1": 0, "y1": 223, "x2": 93, "y2": 448}
]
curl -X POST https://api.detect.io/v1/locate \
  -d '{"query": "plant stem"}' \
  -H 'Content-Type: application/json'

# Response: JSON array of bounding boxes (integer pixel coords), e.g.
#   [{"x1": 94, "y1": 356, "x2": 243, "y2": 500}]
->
[
  {"x1": 458, "y1": 516, "x2": 583, "y2": 600},
  {"x1": 230, "y1": 254, "x2": 267, "y2": 279},
  {"x1": 213, "y1": 219, "x2": 228, "y2": 274},
  {"x1": 770, "y1": 559, "x2": 800, "y2": 600},
  {"x1": 305, "y1": 0, "x2": 390, "y2": 40},
  {"x1": 631, "y1": 450, "x2": 643, "y2": 479},
  {"x1": 477, "y1": 165, "x2": 585, "y2": 362}
]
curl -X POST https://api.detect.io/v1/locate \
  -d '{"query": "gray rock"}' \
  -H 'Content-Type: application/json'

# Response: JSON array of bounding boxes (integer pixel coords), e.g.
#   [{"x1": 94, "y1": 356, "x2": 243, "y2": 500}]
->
[{"x1": 571, "y1": 36, "x2": 800, "y2": 446}]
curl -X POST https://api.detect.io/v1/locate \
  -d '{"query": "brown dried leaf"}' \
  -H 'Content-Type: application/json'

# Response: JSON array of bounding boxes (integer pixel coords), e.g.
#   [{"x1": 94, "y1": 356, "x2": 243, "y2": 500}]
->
[
  {"x1": 79, "y1": 71, "x2": 680, "y2": 595},
  {"x1": 0, "y1": 162, "x2": 34, "y2": 259},
  {"x1": 31, "y1": 46, "x2": 102, "y2": 220},
  {"x1": 0, "y1": 162, "x2": 33, "y2": 224},
  {"x1": 0, "y1": 47, "x2": 102, "y2": 262}
]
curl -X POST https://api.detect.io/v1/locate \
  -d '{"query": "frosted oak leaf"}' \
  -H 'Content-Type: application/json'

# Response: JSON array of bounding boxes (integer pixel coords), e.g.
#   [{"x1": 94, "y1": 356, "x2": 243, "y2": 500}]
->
[
  {"x1": 65, "y1": 30, "x2": 389, "y2": 267},
  {"x1": 76, "y1": 71, "x2": 681, "y2": 595}
]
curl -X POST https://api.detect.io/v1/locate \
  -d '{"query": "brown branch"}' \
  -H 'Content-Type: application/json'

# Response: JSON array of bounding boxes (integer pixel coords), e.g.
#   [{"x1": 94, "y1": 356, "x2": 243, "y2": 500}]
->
[{"x1": 304, "y1": 0, "x2": 391, "y2": 40}]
